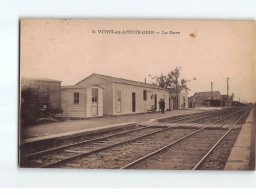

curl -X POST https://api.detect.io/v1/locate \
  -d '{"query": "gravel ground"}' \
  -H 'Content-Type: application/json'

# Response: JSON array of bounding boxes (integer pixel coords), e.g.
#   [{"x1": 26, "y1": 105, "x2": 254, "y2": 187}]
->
[
  {"x1": 197, "y1": 111, "x2": 250, "y2": 170},
  {"x1": 131, "y1": 129, "x2": 227, "y2": 170},
  {"x1": 196, "y1": 129, "x2": 241, "y2": 170}
]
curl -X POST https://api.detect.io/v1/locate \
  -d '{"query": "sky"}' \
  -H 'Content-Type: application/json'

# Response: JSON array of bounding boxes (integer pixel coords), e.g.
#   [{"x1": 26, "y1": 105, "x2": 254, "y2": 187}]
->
[{"x1": 20, "y1": 19, "x2": 255, "y2": 103}]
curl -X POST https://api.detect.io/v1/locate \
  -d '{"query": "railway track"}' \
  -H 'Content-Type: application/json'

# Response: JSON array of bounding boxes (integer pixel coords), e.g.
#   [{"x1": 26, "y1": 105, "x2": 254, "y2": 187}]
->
[
  {"x1": 20, "y1": 107, "x2": 248, "y2": 169},
  {"x1": 20, "y1": 108, "x2": 231, "y2": 157},
  {"x1": 121, "y1": 109, "x2": 249, "y2": 170},
  {"x1": 20, "y1": 108, "x2": 222, "y2": 156},
  {"x1": 162, "y1": 107, "x2": 235, "y2": 123}
]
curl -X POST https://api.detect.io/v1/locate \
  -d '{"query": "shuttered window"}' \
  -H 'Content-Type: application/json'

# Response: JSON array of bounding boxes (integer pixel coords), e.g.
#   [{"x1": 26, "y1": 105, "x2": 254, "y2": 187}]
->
[{"x1": 74, "y1": 92, "x2": 79, "y2": 104}]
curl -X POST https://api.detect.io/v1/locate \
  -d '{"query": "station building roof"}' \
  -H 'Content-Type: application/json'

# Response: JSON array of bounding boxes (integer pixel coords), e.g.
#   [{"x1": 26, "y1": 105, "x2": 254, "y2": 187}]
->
[
  {"x1": 21, "y1": 77, "x2": 62, "y2": 83},
  {"x1": 76, "y1": 73, "x2": 167, "y2": 90},
  {"x1": 169, "y1": 86, "x2": 187, "y2": 93},
  {"x1": 191, "y1": 91, "x2": 221, "y2": 100},
  {"x1": 61, "y1": 84, "x2": 104, "y2": 90}
]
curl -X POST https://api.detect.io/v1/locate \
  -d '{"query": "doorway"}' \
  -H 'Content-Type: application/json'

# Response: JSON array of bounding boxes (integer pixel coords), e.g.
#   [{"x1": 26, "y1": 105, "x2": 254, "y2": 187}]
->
[
  {"x1": 154, "y1": 94, "x2": 157, "y2": 110},
  {"x1": 132, "y1": 92, "x2": 136, "y2": 112},
  {"x1": 92, "y1": 88, "x2": 98, "y2": 116}
]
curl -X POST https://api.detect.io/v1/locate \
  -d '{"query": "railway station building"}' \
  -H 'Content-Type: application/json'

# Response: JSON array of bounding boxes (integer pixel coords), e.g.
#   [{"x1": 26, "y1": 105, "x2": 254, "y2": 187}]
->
[
  {"x1": 189, "y1": 91, "x2": 222, "y2": 108},
  {"x1": 169, "y1": 86, "x2": 188, "y2": 110},
  {"x1": 63, "y1": 73, "x2": 170, "y2": 116}
]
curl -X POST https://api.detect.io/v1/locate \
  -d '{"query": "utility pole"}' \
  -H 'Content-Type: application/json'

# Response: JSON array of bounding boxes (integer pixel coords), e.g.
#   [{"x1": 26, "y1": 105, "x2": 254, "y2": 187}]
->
[
  {"x1": 226, "y1": 77, "x2": 229, "y2": 96},
  {"x1": 226, "y1": 77, "x2": 232, "y2": 96}
]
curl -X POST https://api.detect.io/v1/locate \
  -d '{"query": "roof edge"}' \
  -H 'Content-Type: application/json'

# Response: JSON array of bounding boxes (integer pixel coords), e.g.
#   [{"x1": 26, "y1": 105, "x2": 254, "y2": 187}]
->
[{"x1": 76, "y1": 73, "x2": 168, "y2": 91}]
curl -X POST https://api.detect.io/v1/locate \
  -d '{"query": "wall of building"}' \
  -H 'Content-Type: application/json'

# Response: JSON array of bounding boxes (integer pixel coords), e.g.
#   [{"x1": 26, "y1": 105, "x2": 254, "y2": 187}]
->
[
  {"x1": 169, "y1": 93, "x2": 178, "y2": 110},
  {"x1": 58, "y1": 86, "x2": 103, "y2": 118},
  {"x1": 194, "y1": 97, "x2": 210, "y2": 107},
  {"x1": 59, "y1": 88, "x2": 87, "y2": 118},
  {"x1": 178, "y1": 88, "x2": 188, "y2": 109},
  {"x1": 112, "y1": 83, "x2": 169, "y2": 115},
  {"x1": 169, "y1": 88, "x2": 188, "y2": 110},
  {"x1": 76, "y1": 76, "x2": 113, "y2": 115}
]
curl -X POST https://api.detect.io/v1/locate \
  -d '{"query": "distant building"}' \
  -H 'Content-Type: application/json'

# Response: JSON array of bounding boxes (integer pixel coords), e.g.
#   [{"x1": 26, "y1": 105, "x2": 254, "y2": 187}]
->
[
  {"x1": 20, "y1": 77, "x2": 62, "y2": 112},
  {"x1": 189, "y1": 91, "x2": 222, "y2": 107},
  {"x1": 232, "y1": 101, "x2": 245, "y2": 107},
  {"x1": 221, "y1": 94, "x2": 233, "y2": 107},
  {"x1": 61, "y1": 73, "x2": 170, "y2": 116},
  {"x1": 169, "y1": 86, "x2": 188, "y2": 110}
]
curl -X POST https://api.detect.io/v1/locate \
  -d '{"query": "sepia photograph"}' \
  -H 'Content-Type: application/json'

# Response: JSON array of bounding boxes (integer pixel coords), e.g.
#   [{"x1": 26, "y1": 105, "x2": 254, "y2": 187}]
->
[{"x1": 19, "y1": 19, "x2": 256, "y2": 170}]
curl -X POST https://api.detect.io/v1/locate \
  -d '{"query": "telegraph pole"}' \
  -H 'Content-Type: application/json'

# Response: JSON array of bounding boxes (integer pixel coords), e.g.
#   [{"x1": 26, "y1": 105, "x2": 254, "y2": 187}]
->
[{"x1": 227, "y1": 77, "x2": 230, "y2": 96}]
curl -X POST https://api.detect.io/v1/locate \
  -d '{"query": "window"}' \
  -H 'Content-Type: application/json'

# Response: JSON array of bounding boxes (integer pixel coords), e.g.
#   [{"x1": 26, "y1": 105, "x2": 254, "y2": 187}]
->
[
  {"x1": 74, "y1": 92, "x2": 79, "y2": 104},
  {"x1": 143, "y1": 90, "x2": 147, "y2": 101},
  {"x1": 92, "y1": 88, "x2": 98, "y2": 102},
  {"x1": 117, "y1": 90, "x2": 121, "y2": 102}
]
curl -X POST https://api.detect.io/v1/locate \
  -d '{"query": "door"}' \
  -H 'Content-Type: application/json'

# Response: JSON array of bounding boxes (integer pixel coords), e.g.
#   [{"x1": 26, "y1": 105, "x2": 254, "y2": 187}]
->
[
  {"x1": 170, "y1": 99, "x2": 174, "y2": 110},
  {"x1": 116, "y1": 90, "x2": 121, "y2": 113},
  {"x1": 132, "y1": 92, "x2": 136, "y2": 112},
  {"x1": 91, "y1": 88, "x2": 98, "y2": 116},
  {"x1": 154, "y1": 94, "x2": 157, "y2": 110}
]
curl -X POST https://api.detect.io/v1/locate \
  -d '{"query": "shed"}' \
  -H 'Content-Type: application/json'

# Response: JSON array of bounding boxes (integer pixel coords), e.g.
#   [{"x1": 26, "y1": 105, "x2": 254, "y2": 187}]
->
[
  {"x1": 58, "y1": 85, "x2": 103, "y2": 118},
  {"x1": 221, "y1": 95, "x2": 233, "y2": 107},
  {"x1": 20, "y1": 77, "x2": 62, "y2": 112},
  {"x1": 169, "y1": 86, "x2": 188, "y2": 110}
]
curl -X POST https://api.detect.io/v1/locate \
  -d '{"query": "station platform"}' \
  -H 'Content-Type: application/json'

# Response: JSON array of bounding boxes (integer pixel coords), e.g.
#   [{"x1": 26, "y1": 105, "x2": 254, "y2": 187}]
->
[
  {"x1": 224, "y1": 108, "x2": 255, "y2": 171},
  {"x1": 22, "y1": 122, "x2": 136, "y2": 144},
  {"x1": 20, "y1": 108, "x2": 205, "y2": 141}
]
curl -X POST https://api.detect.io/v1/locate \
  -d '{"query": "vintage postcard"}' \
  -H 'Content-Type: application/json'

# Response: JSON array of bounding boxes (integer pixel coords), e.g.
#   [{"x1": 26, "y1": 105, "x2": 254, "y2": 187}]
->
[{"x1": 19, "y1": 19, "x2": 255, "y2": 170}]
